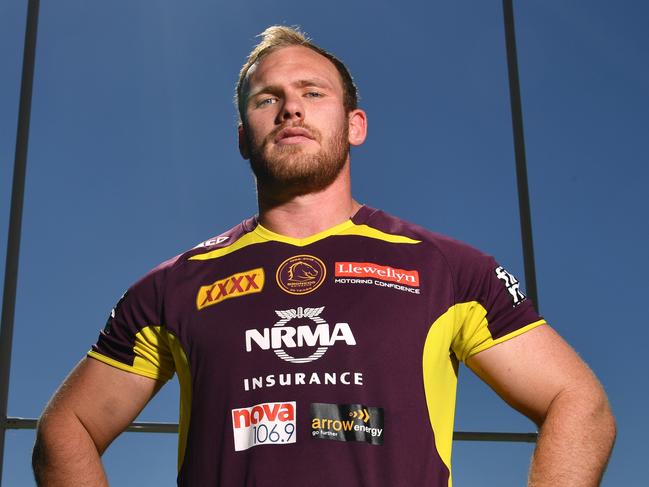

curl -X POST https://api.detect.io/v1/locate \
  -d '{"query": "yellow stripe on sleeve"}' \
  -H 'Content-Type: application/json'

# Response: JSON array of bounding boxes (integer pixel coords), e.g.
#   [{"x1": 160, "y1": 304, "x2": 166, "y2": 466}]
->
[
  {"x1": 87, "y1": 325, "x2": 175, "y2": 381},
  {"x1": 132, "y1": 326, "x2": 175, "y2": 381},
  {"x1": 87, "y1": 351, "x2": 167, "y2": 381},
  {"x1": 450, "y1": 300, "x2": 547, "y2": 362},
  {"x1": 465, "y1": 319, "x2": 547, "y2": 359}
]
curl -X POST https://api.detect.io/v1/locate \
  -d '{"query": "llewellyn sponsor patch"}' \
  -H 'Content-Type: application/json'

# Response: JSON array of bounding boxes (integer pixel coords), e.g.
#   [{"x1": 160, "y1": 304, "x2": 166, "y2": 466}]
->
[
  {"x1": 335, "y1": 262, "x2": 419, "y2": 286},
  {"x1": 310, "y1": 402, "x2": 384, "y2": 445},
  {"x1": 334, "y1": 262, "x2": 421, "y2": 295}
]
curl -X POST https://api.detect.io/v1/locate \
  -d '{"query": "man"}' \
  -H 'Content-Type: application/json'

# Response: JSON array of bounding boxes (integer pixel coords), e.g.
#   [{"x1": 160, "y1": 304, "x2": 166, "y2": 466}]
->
[{"x1": 33, "y1": 26, "x2": 615, "y2": 486}]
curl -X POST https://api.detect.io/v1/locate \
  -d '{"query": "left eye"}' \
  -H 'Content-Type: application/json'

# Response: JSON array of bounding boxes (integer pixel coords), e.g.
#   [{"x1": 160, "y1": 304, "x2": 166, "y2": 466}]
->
[{"x1": 305, "y1": 92, "x2": 322, "y2": 98}]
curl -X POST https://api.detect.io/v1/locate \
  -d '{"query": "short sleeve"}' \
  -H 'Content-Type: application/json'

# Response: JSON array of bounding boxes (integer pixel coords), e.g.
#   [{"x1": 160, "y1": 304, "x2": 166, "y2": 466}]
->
[
  {"x1": 88, "y1": 262, "x2": 176, "y2": 382},
  {"x1": 448, "y1": 248, "x2": 546, "y2": 362}
]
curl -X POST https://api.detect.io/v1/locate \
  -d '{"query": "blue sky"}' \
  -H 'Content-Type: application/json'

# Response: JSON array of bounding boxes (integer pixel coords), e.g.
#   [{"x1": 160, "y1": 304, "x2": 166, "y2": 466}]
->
[{"x1": 1, "y1": 1, "x2": 647, "y2": 485}]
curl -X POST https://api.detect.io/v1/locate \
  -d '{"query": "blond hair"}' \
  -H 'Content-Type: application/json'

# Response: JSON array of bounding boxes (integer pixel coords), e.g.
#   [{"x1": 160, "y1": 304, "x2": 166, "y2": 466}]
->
[{"x1": 236, "y1": 26, "x2": 358, "y2": 123}]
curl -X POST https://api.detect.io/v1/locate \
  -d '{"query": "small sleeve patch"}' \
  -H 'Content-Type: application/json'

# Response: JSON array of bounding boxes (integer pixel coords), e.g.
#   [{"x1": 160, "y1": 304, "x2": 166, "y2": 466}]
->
[{"x1": 494, "y1": 266, "x2": 526, "y2": 307}]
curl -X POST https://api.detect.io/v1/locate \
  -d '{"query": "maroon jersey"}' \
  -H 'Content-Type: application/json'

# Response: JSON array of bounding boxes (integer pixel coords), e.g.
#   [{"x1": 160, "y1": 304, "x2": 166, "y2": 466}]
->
[{"x1": 89, "y1": 206, "x2": 545, "y2": 486}]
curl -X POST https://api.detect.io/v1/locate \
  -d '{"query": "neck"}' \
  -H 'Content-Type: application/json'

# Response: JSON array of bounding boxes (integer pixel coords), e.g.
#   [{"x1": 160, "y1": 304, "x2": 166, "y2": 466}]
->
[{"x1": 256, "y1": 162, "x2": 361, "y2": 239}]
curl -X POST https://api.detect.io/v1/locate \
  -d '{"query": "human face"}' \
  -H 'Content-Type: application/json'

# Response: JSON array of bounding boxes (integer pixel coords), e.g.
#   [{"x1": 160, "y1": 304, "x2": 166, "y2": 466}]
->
[{"x1": 239, "y1": 46, "x2": 351, "y2": 196}]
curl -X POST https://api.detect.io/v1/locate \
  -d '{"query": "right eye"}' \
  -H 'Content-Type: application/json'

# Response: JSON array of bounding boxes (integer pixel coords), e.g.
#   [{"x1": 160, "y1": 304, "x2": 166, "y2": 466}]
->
[{"x1": 256, "y1": 97, "x2": 277, "y2": 107}]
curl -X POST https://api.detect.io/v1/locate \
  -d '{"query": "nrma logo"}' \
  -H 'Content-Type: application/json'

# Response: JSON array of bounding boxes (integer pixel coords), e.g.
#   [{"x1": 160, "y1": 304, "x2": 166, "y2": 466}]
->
[{"x1": 245, "y1": 307, "x2": 356, "y2": 364}]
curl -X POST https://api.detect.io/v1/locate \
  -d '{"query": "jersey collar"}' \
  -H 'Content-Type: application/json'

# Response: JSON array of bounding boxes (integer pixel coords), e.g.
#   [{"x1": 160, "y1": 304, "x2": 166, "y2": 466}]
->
[{"x1": 253, "y1": 214, "x2": 358, "y2": 247}]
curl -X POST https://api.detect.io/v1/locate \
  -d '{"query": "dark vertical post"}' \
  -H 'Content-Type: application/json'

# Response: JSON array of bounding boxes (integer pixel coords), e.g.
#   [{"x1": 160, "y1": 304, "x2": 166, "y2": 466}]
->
[
  {"x1": 502, "y1": 0, "x2": 539, "y2": 311},
  {"x1": 0, "y1": 0, "x2": 41, "y2": 483}
]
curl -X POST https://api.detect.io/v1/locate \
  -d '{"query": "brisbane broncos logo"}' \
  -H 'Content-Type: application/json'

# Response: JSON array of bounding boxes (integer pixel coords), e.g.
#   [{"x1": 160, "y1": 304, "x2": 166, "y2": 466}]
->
[
  {"x1": 287, "y1": 261, "x2": 319, "y2": 282},
  {"x1": 276, "y1": 255, "x2": 326, "y2": 295}
]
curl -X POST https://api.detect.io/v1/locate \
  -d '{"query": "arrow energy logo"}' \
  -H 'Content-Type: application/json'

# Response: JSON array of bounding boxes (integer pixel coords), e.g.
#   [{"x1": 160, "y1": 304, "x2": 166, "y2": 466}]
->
[{"x1": 310, "y1": 402, "x2": 384, "y2": 445}]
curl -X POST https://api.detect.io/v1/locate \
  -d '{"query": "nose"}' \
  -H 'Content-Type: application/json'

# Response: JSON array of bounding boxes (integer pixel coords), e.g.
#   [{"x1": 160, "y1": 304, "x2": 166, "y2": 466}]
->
[{"x1": 278, "y1": 93, "x2": 304, "y2": 123}]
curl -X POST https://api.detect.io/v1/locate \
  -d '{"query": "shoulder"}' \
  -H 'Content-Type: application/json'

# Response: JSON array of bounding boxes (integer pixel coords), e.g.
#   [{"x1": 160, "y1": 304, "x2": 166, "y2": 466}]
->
[
  {"x1": 360, "y1": 206, "x2": 524, "y2": 305},
  {"x1": 188, "y1": 216, "x2": 257, "y2": 254},
  {"x1": 133, "y1": 215, "x2": 258, "y2": 288},
  {"x1": 358, "y1": 206, "x2": 492, "y2": 267}
]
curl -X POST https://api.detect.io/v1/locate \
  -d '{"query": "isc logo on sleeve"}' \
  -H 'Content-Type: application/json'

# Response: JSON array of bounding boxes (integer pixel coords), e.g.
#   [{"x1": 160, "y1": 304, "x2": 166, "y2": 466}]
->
[
  {"x1": 231, "y1": 401, "x2": 296, "y2": 451},
  {"x1": 494, "y1": 265, "x2": 526, "y2": 306}
]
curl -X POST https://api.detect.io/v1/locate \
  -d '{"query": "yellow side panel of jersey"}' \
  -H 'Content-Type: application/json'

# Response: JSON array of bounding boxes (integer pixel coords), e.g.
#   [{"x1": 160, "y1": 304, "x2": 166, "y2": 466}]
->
[
  {"x1": 423, "y1": 302, "x2": 546, "y2": 487},
  {"x1": 422, "y1": 305, "x2": 460, "y2": 487},
  {"x1": 167, "y1": 332, "x2": 192, "y2": 471}
]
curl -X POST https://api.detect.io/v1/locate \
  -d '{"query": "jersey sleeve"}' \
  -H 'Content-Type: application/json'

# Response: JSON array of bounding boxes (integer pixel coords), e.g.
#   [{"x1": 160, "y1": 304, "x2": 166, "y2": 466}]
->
[
  {"x1": 88, "y1": 260, "x2": 176, "y2": 381},
  {"x1": 446, "y1": 244, "x2": 546, "y2": 363}
]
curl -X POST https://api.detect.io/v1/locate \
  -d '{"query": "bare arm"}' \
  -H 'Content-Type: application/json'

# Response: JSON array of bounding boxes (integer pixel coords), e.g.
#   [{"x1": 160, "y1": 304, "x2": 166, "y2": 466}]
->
[
  {"x1": 32, "y1": 357, "x2": 163, "y2": 487},
  {"x1": 466, "y1": 325, "x2": 616, "y2": 487}
]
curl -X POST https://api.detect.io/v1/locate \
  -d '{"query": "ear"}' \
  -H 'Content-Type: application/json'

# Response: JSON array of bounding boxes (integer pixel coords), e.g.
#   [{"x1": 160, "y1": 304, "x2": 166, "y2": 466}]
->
[
  {"x1": 347, "y1": 109, "x2": 367, "y2": 147},
  {"x1": 238, "y1": 124, "x2": 250, "y2": 159}
]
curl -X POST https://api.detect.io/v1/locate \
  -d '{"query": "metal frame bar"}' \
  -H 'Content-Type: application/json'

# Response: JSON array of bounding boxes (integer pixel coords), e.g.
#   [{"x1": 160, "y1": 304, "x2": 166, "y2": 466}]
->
[
  {"x1": 502, "y1": 0, "x2": 540, "y2": 311},
  {"x1": 0, "y1": 0, "x2": 41, "y2": 483},
  {"x1": 4, "y1": 417, "x2": 537, "y2": 442},
  {"x1": 4, "y1": 418, "x2": 179, "y2": 434},
  {"x1": 0, "y1": 1, "x2": 541, "y2": 483}
]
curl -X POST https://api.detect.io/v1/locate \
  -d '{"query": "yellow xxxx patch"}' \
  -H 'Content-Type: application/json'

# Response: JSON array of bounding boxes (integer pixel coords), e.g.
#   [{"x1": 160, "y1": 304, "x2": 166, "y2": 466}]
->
[{"x1": 196, "y1": 268, "x2": 264, "y2": 310}]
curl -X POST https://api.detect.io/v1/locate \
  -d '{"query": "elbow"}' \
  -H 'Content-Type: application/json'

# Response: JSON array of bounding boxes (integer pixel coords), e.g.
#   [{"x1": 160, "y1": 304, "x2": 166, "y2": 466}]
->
[
  {"x1": 539, "y1": 381, "x2": 617, "y2": 450},
  {"x1": 585, "y1": 389, "x2": 617, "y2": 466},
  {"x1": 32, "y1": 439, "x2": 47, "y2": 485},
  {"x1": 32, "y1": 417, "x2": 53, "y2": 484},
  {"x1": 582, "y1": 383, "x2": 616, "y2": 446},
  {"x1": 598, "y1": 394, "x2": 617, "y2": 447},
  {"x1": 31, "y1": 410, "x2": 89, "y2": 483}
]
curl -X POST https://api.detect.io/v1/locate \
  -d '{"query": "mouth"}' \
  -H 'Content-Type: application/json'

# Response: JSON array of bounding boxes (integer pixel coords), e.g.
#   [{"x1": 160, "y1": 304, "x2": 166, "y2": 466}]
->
[{"x1": 274, "y1": 127, "x2": 315, "y2": 145}]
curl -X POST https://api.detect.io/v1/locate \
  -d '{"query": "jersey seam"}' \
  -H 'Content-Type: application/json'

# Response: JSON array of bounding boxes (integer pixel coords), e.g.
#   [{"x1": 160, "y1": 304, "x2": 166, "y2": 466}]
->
[{"x1": 423, "y1": 240, "x2": 459, "y2": 335}]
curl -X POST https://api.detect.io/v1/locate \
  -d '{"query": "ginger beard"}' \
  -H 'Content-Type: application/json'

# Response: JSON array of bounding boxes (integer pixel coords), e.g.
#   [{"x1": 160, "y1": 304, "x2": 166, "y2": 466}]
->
[{"x1": 245, "y1": 119, "x2": 350, "y2": 197}]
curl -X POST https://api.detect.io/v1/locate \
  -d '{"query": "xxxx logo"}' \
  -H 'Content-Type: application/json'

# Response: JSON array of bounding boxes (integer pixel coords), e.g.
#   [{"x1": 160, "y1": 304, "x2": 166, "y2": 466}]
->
[{"x1": 196, "y1": 268, "x2": 264, "y2": 310}]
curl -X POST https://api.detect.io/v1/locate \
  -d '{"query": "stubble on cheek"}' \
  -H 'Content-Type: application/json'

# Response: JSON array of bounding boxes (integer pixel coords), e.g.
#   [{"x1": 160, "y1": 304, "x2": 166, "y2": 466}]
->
[{"x1": 246, "y1": 119, "x2": 349, "y2": 195}]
